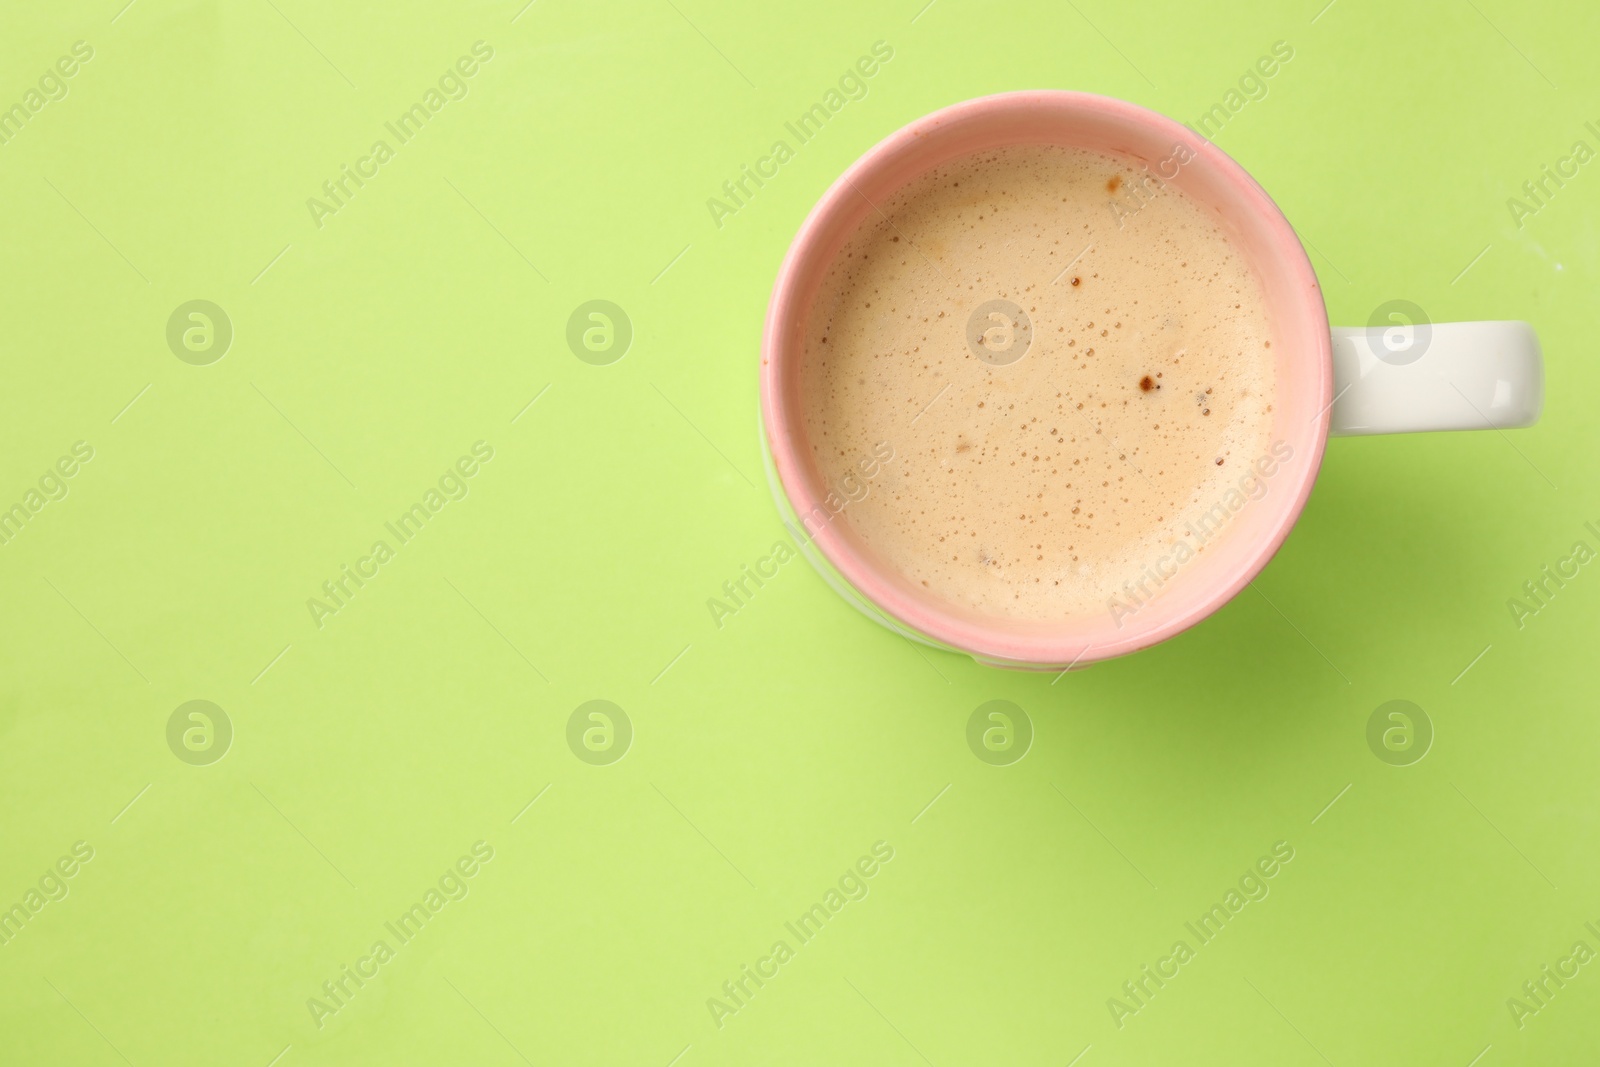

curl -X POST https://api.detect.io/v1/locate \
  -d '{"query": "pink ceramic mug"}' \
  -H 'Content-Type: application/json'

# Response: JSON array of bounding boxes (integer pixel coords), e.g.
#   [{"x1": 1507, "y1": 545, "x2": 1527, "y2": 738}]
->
[{"x1": 759, "y1": 91, "x2": 1542, "y2": 670}]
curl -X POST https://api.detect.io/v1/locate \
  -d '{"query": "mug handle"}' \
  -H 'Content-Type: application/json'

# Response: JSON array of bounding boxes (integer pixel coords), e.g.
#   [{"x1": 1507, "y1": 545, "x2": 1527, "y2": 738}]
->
[{"x1": 1328, "y1": 320, "x2": 1543, "y2": 436}]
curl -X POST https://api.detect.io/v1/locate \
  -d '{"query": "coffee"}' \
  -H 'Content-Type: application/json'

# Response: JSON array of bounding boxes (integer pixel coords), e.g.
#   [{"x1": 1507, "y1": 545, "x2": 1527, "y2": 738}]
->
[{"x1": 800, "y1": 143, "x2": 1277, "y2": 620}]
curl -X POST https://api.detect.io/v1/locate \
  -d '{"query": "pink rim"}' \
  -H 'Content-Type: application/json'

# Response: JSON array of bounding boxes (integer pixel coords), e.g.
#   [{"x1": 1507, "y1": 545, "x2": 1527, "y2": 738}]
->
[{"x1": 760, "y1": 91, "x2": 1332, "y2": 666}]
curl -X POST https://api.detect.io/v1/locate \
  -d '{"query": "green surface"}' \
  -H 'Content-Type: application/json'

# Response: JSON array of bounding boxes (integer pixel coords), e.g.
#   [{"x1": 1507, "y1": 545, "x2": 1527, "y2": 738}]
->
[{"x1": 1, "y1": 1, "x2": 1596, "y2": 1064}]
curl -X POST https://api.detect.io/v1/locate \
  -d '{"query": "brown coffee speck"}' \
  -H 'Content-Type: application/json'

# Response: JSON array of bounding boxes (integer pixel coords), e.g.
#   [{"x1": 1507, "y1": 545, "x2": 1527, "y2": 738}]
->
[{"x1": 1139, "y1": 376, "x2": 1156, "y2": 392}]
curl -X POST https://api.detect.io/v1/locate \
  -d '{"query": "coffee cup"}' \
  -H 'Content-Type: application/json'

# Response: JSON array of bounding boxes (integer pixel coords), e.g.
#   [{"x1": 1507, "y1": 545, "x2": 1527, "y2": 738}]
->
[{"x1": 759, "y1": 91, "x2": 1542, "y2": 669}]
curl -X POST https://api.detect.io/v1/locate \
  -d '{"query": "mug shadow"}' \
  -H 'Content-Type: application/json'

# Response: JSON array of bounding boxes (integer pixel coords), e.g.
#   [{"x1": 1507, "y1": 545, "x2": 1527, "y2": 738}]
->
[{"x1": 989, "y1": 450, "x2": 1496, "y2": 809}]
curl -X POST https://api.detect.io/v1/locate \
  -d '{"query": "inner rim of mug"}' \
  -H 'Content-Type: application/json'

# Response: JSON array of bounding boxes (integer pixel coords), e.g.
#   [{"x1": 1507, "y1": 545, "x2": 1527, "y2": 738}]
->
[{"x1": 761, "y1": 91, "x2": 1331, "y2": 664}]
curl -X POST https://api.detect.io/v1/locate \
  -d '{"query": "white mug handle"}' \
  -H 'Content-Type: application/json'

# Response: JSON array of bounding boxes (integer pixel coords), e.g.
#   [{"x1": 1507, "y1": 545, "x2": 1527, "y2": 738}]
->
[{"x1": 1328, "y1": 320, "x2": 1543, "y2": 436}]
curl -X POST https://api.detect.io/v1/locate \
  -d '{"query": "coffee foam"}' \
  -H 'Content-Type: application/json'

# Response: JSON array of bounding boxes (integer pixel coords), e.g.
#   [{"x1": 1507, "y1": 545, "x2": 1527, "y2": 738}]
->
[{"x1": 800, "y1": 143, "x2": 1277, "y2": 621}]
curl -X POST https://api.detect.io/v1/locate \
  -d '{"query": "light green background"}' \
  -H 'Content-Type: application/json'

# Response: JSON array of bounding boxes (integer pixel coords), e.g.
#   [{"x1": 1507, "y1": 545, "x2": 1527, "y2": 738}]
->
[{"x1": 1, "y1": 1, "x2": 1596, "y2": 1064}]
